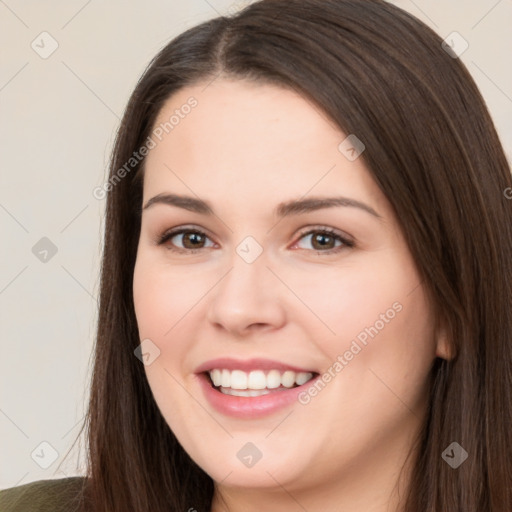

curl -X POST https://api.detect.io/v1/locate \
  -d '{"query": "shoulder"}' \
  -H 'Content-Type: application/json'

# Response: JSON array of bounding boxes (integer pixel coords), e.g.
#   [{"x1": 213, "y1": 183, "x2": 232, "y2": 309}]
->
[{"x1": 0, "y1": 476, "x2": 88, "y2": 512}]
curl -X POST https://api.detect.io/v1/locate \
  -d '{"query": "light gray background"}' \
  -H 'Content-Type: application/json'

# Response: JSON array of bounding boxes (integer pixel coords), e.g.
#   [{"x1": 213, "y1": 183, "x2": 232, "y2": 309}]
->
[{"x1": 1, "y1": 0, "x2": 511, "y2": 489}]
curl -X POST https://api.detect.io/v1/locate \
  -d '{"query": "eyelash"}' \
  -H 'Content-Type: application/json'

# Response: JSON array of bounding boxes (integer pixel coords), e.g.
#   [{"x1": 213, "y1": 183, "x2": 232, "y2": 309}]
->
[{"x1": 155, "y1": 225, "x2": 355, "y2": 255}]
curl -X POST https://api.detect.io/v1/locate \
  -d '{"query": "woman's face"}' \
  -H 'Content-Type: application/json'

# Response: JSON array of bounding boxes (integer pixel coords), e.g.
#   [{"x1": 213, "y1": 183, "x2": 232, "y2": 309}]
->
[{"x1": 133, "y1": 79, "x2": 449, "y2": 503}]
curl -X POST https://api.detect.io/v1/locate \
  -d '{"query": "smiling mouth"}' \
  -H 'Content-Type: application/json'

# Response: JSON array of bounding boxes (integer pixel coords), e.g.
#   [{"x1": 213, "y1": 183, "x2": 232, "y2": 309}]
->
[{"x1": 205, "y1": 368, "x2": 319, "y2": 397}]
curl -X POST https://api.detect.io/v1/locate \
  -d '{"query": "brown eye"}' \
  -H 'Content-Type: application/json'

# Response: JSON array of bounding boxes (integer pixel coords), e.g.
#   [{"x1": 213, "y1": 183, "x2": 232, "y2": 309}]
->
[
  {"x1": 310, "y1": 232, "x2": 337, "y2": 250},
  {"x1": 157, "y1": 228, "x2": 215, "y2": 253},
  {"x1": 293, "y1": 227, "x2": 354, "y2": 254},
  {"x1": 180, "y1": 231, "x2": 207, "y2": 249}
]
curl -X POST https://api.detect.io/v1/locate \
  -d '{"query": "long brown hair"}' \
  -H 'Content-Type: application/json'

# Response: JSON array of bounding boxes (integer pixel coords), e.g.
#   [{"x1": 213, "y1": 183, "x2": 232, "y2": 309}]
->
[{"x1": 72, "y1": 0, "x2": 512, "y2": 510}]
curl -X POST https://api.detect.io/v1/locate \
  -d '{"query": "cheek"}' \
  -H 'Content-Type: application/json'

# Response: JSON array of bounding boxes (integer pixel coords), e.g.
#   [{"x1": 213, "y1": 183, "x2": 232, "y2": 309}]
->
[
  {"x1": 282, "y1": 252, "x2": 421, "y2": 345},
  {"x1": 317, "y1": 270, "x2": 436, "y2": 427},
  {"x1": 133, "y1": 258, "x2": 208, "y2": 437},
  {"x1": 294, "y1": 250, "x2": 436, "y2": 405},
  {"x1": 133, "y1": 255, "x2": 204, "y2": 341}
]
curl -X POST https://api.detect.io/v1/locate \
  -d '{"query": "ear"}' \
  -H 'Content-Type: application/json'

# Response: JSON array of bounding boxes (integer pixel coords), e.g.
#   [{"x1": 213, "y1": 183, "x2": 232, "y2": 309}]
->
[{"x1": 434, "y1": 316, "x2": 455, "y2": 361}]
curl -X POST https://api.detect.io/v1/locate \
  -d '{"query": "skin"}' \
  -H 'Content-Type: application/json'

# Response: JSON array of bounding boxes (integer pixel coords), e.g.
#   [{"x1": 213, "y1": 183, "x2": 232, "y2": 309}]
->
[{"x1": 132, "y1": 78, "x2": 451, "y2": 512}]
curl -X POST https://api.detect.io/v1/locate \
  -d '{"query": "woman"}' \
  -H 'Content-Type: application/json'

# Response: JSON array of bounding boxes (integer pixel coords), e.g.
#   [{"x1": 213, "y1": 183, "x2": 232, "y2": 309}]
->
[{"x1": 2, "y1": 0, "x2": 511, "y2": 510}]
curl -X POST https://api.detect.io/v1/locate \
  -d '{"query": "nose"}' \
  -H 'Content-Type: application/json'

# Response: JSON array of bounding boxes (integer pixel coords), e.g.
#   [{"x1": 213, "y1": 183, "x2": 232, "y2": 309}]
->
[{"x1": 205, "y1": 248, "x2": 287, "y2": 337}]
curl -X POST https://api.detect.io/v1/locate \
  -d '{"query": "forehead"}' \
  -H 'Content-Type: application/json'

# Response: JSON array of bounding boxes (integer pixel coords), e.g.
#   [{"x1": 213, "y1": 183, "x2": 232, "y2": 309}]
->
[
  {"x1": 149, "y1": 78, "x2": 342, "y2": 158},
  {"x1": 142, "y1": 79, "x2": 387, "y2": 218}
]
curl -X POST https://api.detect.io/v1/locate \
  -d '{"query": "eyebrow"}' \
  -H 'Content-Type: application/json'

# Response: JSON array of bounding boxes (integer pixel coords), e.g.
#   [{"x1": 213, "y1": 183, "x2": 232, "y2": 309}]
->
[{"x1": 142, "y1": 193, "x2": 382, "y2": 219}]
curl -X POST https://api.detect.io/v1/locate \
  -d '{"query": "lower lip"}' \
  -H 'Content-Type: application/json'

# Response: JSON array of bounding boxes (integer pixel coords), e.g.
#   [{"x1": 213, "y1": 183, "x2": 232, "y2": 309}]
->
[{"x1": 196, "y1": 372, "x2": 319, "y2": 419}]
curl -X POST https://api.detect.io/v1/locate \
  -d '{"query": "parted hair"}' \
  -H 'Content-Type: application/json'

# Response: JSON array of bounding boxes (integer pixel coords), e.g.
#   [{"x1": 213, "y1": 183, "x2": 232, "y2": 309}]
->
[{"x1": 71, "y1": 1, "x2": 512, "y2": 510}]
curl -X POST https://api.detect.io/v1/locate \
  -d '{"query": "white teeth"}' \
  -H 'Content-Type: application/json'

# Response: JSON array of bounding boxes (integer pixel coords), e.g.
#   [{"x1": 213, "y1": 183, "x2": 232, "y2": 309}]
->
[
  {"x1": 208, "y1": 368, "x2": 314, "y2": 391},
  {"x1": 247, "y1": 370, "x2": 266, "y2": 389},
  {"x1": 266, "y1": 370, "x2": 281, "y2": 389},
  {"x1": 281, "y1": 371, "x2": 296, "y2": 388},
  {"x1": 295, "y1": 372, "x2": 312, "y2": 385},
  {"x1": 230, "y1": 370, "x2": 248, "y2": 389},
  {"x1": 220, "y1": 387, "x2": 271, "y2": 397},
  {"x1": 221, "y1": 369, "x2": 230, "y2": 388},
  {"x1": 211, "y1": 369, "x2": 222, "y2": 387}
]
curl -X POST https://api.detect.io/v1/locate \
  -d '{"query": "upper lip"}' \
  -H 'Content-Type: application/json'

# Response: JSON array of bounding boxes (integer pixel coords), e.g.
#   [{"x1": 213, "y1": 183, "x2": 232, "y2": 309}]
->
[{"x1": 195, "y1": 358, "x2": 318, "y2": 374}]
